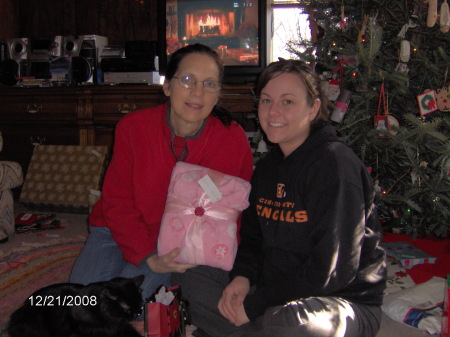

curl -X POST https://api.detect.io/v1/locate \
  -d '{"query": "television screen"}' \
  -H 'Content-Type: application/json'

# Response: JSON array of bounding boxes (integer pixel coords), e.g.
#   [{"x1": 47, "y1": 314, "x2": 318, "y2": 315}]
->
[{"x1": 159, "y1": 0, "x2": 266, "y2": 84}]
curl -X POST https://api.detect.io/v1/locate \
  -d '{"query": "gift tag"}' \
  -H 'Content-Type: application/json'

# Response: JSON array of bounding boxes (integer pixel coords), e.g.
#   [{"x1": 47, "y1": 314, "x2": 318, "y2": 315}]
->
[{"x1": 198, "y1": 175, "x2": 222, "y2": 203}]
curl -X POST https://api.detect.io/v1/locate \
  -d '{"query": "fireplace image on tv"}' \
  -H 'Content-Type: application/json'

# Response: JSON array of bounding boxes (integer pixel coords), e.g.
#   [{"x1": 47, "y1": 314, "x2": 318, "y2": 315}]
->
[{"x1": 166, "y1": 0, "x2": 260, "y2": 67}]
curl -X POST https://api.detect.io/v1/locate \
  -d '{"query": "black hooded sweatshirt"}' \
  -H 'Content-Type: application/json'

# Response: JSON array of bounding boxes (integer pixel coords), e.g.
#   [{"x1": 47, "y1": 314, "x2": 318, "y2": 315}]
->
[{"x1": 230, "y1": 122, "x2": 387, "y2": 321}]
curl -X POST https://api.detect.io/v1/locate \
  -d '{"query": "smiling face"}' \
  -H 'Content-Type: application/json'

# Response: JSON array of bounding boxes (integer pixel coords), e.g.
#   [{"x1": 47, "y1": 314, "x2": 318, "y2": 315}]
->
[
  {"x1": 258, "y1": 72, "x2": 321, "y2": 157},
  {"x1": 163, "y1": 53, "x2": 220, "y2": 137}
]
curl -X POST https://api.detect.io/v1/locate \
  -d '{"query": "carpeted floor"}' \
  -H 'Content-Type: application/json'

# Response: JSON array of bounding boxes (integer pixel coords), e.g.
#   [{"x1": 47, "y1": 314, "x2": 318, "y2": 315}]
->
[
  {"x1": 0, "y1": 244, "x2": 84, "y2": 329},
  {"x1": 0, "y1": 203, "x2": 89, "y2": 335},
  {"x1": 0, "y1": 204, "x2": 194, "y2": 337}
]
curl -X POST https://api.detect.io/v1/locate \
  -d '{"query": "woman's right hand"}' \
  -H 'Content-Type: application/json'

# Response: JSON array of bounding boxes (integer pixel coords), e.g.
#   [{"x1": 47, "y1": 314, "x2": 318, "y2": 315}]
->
[
  {"x1": 146, "y1": 248, "x2": 196, "y2": 273},
  {"x1": 218, "y1": 276, "x2": 250, "y2": 325}
]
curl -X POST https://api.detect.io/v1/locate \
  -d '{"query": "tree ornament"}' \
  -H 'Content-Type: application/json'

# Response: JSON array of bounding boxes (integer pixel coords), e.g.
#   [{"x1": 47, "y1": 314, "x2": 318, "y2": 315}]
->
[
  {"x1": 395, "y1": 62, "x2": 410, "y2": 74},
  {"x1": 387, "y1": 116, "x2": 399, "y2": 134},
  {"x1": 374, "y1": 115, "x2": 400, "y2": 137},
  {"x1": 330, "y1": 89, "x2": 352, "y2": 123},
  {"x1": 416, "y1": 89, "x2": 439, "y2": 116},
  {"x1": 308, "y1": 8, "x2": 324, "y2": 43},
  {"x1": 325, "y1": 78, "x2": 340, "y2": 101},
  {"x1": 426, "y1": 0, "x2": 438, "y2": 27},
  {"x1": 340, "y1": 0, "x2": 346, "y2": 31},
  {"x1": 440, "y1": 0, "x2": 450, "y2": 32},
  {"x1": 397, "y1": 18, "x2": 418, "y2": 38},
  {"x1": 396, "y1": 19, "x2": 416, "y2": 75},
  {"x1": 400, "y1": 39, "x2": 411, "y2": 63},
  {"x1": 374, "y1": 83, "x2": 400, "y2": 138},
  {"x1": 411, "y1": 170, "x2": 419, "y2": 184},
  {"x1": 436, "y1": 86, "x2": 450, "y2": 111},
  {"x1": 374, "y1": 179, "x2": 382, "y2": 196},
  {"x1": 357, "y1": 14, "x2": 369, "y2": 43}
]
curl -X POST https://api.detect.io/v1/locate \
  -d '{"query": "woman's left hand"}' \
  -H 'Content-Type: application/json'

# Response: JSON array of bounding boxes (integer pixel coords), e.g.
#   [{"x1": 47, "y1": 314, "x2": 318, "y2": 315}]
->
[
  {"x1": 233, "y1": 304, "x2": 250, "y2": 326},
  {"x1": 146, "y1": 248, "x2": 196, "y2": 273},
  {"x1": 218, "y1": 276, "x2": 250, "y2": 326}
]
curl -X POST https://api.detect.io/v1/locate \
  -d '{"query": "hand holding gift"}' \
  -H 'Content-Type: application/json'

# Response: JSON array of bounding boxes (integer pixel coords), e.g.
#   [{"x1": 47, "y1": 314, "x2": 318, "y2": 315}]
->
[{"x1": 147, "y1": 247, "x2": 196, "y2": 274}]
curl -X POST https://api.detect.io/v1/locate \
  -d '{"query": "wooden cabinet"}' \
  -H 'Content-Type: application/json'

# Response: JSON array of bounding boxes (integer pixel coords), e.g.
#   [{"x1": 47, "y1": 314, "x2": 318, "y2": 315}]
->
[
  {"x1": 0, "y1": 87, "x2": 82, "y2": 176},
  {"x1": 0, "y1": 84, "x2": 256, "y2": 177},
  {"x1": 87, "y1": 86, "x2": 167, "y2": 147}
]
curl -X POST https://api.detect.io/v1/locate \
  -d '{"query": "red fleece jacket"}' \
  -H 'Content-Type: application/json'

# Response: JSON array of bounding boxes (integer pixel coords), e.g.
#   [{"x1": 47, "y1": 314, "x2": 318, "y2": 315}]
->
[{"x1": 89, "y1": 103, "x2": 254, "y2": 265}]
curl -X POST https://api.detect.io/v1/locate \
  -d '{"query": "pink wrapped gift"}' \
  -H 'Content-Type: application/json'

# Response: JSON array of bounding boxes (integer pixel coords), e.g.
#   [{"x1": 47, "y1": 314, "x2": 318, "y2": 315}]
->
[{"x1": 157, "y1": 162, "x2": 251, "y2": 271}]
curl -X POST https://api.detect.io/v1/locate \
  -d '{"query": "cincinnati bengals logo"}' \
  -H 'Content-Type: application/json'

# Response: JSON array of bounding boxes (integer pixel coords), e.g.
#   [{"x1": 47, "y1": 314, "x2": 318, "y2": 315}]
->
[{"x1": 276, "y1": 183, "x2": 286, "y2": 198}]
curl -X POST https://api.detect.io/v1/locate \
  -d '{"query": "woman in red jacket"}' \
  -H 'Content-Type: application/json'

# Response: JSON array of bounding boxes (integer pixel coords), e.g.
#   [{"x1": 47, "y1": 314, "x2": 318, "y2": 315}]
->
[{"x1": 69, "y1": 44, "x2": 254, "y2": 301}]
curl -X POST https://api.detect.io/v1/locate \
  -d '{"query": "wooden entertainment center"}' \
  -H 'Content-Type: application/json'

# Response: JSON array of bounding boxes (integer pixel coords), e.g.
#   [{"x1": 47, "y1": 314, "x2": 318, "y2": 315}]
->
[
  {"x1": 0, "y1": 0, "x2": 260, "y2": 178},
  {"x1": 0, "y1": 84, "x2": 257, "y2": 176}
]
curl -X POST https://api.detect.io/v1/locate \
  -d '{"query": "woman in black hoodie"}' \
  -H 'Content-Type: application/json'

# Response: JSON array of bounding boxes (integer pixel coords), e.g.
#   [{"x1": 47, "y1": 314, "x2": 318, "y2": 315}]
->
[{"x1": 173, "y1": 60, "x2": 387, "y2": 337}]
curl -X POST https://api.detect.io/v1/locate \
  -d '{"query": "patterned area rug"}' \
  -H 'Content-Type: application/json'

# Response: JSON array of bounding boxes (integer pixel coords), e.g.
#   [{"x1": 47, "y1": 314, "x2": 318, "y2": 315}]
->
[
  {"x1": 0, "y1": 238, "x2": 195, "y2": 337},
  {"x1": 0, "y1": 239, "x2": 153, "y2": 337},
  {"x1": 0, "y1": 241, "x2": 84, "y2": 335}
]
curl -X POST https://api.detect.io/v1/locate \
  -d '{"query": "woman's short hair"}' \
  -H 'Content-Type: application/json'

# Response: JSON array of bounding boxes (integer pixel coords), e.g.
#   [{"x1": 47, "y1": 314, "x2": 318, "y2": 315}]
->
[{"x1": 256, "y1": 59, "x2": 330, "y2": 125}]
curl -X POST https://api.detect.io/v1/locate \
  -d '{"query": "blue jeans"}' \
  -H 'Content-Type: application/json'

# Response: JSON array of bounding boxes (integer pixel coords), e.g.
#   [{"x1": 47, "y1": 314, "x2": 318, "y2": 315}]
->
[{"x1": 70, "y1": 226, "x2": 170, "y2": 301}]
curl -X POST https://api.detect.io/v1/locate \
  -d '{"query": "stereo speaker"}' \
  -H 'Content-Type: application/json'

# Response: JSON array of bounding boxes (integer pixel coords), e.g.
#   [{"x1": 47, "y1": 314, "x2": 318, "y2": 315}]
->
[
  {"x1": 78, "y1": 35, "x2": 108, "y2": 84},
  {"x1": 71, "y1": 56, "x2": 93, "y2": 84},
  {"x1": 6, "y1": 38, "x2": 28, "y2": 61},
  {"x1": 63, "y1": 35, "x2": 108, "y2": 84},
  {"x1": 50, "y1": 36, "x2": 63, "y2": 57},
  {"x1": 62, "y1": 35, "x2": 84, "y2": 57}
]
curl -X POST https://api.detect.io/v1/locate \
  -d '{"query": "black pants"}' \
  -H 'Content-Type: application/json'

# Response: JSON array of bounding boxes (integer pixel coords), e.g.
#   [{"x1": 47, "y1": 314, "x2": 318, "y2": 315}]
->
[{"x1": 171, "y1": 266, "x2": 382, "y2": 337}]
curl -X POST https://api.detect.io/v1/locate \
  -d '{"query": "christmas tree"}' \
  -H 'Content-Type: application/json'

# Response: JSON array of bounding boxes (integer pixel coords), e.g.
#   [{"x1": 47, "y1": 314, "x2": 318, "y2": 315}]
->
[{"x1": 286, "y1": 0, "x2": 450, "y2": 237}]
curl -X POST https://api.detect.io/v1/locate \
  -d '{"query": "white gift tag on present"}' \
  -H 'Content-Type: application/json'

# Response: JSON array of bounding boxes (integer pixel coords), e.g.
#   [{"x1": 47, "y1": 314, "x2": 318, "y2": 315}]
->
[{"x1": 198, "y1": 175, "x2": 222, "y2": 203}]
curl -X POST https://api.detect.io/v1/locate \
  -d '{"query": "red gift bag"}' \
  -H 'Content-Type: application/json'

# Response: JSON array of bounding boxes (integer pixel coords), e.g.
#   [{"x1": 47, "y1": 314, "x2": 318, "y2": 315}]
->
[{"x1": 145, "y1": 285, "x2": 188, "y2": 337}]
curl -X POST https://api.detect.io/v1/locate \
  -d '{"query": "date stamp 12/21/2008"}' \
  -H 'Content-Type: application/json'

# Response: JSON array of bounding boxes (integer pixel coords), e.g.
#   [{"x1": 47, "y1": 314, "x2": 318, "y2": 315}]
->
[{"x1": 28, "y1": 295, "x2": 97, "y2": 307}]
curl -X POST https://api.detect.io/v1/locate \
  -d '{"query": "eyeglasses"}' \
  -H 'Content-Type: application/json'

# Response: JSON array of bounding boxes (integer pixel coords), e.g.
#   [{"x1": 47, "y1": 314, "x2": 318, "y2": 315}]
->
[{"x1": 173, "y1": 75, "x2": 221, "y2": 93}]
